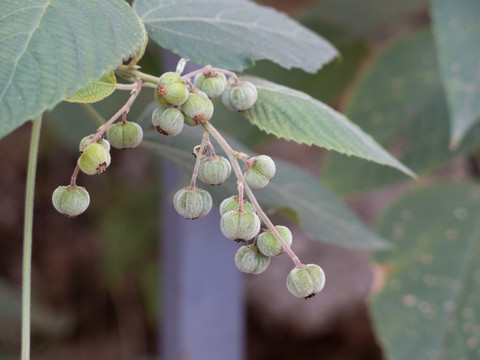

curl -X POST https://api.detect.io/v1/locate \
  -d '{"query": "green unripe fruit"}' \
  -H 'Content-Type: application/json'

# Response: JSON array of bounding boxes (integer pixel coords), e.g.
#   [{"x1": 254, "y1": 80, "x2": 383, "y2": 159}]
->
[
  {"x1": 235, "y1": 245, "x2": 270, "y2": 275},
  {"x1": 173, "y1": 186, "x2": 212, "y2": 219},
  {"x1": 257, "y1": 225, "x2": 293, "y2": 257},
  {"x1": 222, "y1": 81, "x2": 257, "y2": 111},
  {"x1": 52, "y1": 185, "x2": 90, "y2": 217},
  {"x1": 79, "y1": 135, "x2": 110, "y2": 153},
  {"x1": 287, "y1": 264, "x2": 326, "y2": 299},
  {"x1": 78, "y1": 143, "x2": 111, "y2": 175},
  {"x1": 244, "y1": 155, "x2": 276, "y2": 189},
  {"x1": 181, "y1": 91, "x2": 214, "y2": 125},
  {"x1": 152, "y1": 106, "x2": 184, "y2": 136},
  {"x1": 194, "y1": 72, "x2": 227, "y2": 98},
  {"x1": 198, "y1": 156, "x2": 232, "y2": 185},
  {"x1": 219, "y1": 195, "x2": 255, "y2": 216},
  {"x1": 155, "y1": 72, "x2": 189, "y2": 106},
  {"x1": 106, "y1": 121, "x2": 143, "y2": 149},
  {"x1": 220, "y1": 210, "x2": 260, "y2": 241}
]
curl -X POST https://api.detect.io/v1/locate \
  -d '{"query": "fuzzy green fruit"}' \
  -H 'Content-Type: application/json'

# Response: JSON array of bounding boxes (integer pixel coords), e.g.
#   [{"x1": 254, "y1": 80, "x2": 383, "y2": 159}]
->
[
  {"x1": 287, "y1": 264, "x2": 326, "y2": 299},
  {"x1": 244, "y1": 155, "x2": 276, "y2": 189},
  {"x1": 219, "y1": 195, "x2": 255, "y2": 216},
  {"x1": 106, "y1": 121, "x2": 143, "y2": 149},
  {"x1": 257, "y1": 225, "x2": 293, "y2": 257},
  {"x1": 173, "y1": 187, "x2": 212, "y2": 219},
  {"x1": 79, "y1": 135, "x2": 110, "y2": 153},
  {"x1": 220, "y1": 210, "x2": 260, "y2": 241},
  {"x1": 181, "y1": 91, "x2": 214, "y2": 125},
  {"x1": 198, "y1": 156, "x2": 232, "y2": 185},
  {"x1": 194, "y1": 72, "x2": 227, "y2": 99},
  {"x1": 78, "y1": 143, "x2": 111, "y2": 175},
  {"x1": 155, "y1": 72, "x2": 189, "y2": 106},
  {"x1": 52, "y1": 185, "x2": 90, "y2": 217},
  {"x1": 222, "y1": 81, "x2": 257, "y2": 111},
  {"x1": 152, "y1": 106, "x2": 184, "y2": 136},
  {"x1": 235, "y1": 245, "x2": 270, "y2": 275}
]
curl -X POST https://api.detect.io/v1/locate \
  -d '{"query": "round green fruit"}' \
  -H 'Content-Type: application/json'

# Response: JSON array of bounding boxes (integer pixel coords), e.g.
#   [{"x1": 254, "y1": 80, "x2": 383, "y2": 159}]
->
[
  {"x1": 152, "y1": 106, "x2": 184, "y2": 136},
  {"x1": 220, "y1": 210, "x2": 260, "y2": 241},
  {"x1": 181, "y1": 91, "x2": 214, "y2": 125},
  {"x1": 106, "y1": 121, "x2": 143, "y2": 149},
  {"x1": 198, "y1": 156, "x2": 232, "y2": 185},
  {"x1": 78, "y1": 143, "x2": 111, "y2": 175},
  {"x1": 173, "y1": 187, "x2": 212, "y2": 219},
  {"x1": 287, "y1": 264, "x2": 326, "y2": 299},
  {"x1": 235, "y1": 245, "x2": 270, "y2": 275},
  {"x1": 52, "y1": 185, "x2": 90, "y2": 217},
  {"x1": 155, "y1": 72, "x2": 189, "y2": 106},
  {"x1": 219, "y1": 195, "x2": 255, "y2": 216},
  {"x1": 244, "y1": 155, "x2": 276, "y2": 189},
  {"x1": 79, "y1": 135, "x2": 110, "y2": 153},
  {"x1": 222, "y1": 81, "x2": 257, "y2": 111},
  {"x1": 194, "y1": 72, "x2": 227, "y2": 99},
  {"x1": 257, "y1": 225, "x2": 293, "y2": 257}
]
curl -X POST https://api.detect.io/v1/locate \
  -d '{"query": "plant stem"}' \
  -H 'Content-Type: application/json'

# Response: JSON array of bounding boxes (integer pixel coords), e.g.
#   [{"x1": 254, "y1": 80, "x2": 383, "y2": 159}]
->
[
  {"x1": 115, "y1": 65, "x2": 158, "y2": 87},
  {"x1": 190, "y1": 131, "x2": 209, "y2": 187},
  {"x1": 204, "y1": 122, "x2": 302, "y2": 267},
  {"x1": 70, "y1": 81, "x2": 143, "y2": 185},
  {"x1": 22, "y1": 115, "x2": 43, "y2": 360},
  {"x1": 115, "y1": 83, "x2": 138, "y2": 91}
]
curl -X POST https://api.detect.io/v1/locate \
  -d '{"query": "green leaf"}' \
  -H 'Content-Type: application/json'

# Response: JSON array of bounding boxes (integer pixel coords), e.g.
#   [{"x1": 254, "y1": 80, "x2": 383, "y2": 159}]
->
[
  {"x1": 133, "y1": 0, "x2": 338, "y2": 72},
  {"x1": 0, "y1": 0, "x2": 145, "y2": 140},
  {"x1": 64, "y1": 71, "x2": 117, "y2": 104},
  {"x1": 247, "y1": 23, "x2": 368, "y2": 104},
  {"x1": 322, "y1": 31, "x2": 480, "y2": 195},
  {"x1": 241, "y1": 76, "x2": 415, "y2": 177},
  {"x1": 431, "y1": 0, "x2": 480, "y2": 146},
  {"x1": 142, "y1": 126, "x2": 387, "y2": 250},
  {"x1": 371, "y1": 182, "x2": 480, "y2": 360},
  {"x1": 304, "y1": 0, "x2": 428, "y2": 39}
]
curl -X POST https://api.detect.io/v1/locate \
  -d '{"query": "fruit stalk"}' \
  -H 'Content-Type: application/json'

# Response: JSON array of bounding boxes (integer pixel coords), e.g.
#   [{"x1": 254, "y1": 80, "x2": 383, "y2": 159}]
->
[
  {"x1": 204, "y1": 122, "x2": 302, "y2": 267},
  {"x1": 190, "y1": 131, "x2": 209, "y2": 187},
  {"x1": 70, "y1": 81, "x2": 143, "y2": 185}
]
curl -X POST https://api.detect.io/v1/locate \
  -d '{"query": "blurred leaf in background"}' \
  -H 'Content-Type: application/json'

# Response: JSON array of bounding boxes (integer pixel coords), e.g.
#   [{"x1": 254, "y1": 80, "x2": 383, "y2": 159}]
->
[
  {"x1": 322, "y1": 31, "x2": 480, "y2": 195},
  {"x1": 371, "y1": 183, "x2": 480, "y2": 360},
  {"x1": 431, "y1": 0, "x2": 480, "y2": 146}
]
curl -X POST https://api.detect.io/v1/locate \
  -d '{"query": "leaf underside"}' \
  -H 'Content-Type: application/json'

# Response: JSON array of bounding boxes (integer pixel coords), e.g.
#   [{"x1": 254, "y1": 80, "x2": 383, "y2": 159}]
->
[
  {"x1": 133, "y1": 0, "x2": 338, "y2": 72},
  {"x1": 0, "y1": 0, "x2": 144, "y2": 140},
  {"x1": 241, "y1": 76, "x2": 415, "y2": 177}
]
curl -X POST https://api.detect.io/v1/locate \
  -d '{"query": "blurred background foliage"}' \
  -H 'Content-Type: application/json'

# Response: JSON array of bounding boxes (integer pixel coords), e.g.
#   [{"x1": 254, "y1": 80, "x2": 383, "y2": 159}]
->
[{"x1": 1, "y1": 0, "x2": 480, "y2": 359}]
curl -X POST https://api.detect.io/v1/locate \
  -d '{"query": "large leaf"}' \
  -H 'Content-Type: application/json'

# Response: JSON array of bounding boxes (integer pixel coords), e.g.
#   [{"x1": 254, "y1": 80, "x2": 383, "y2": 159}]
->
[
  {"x1": 371, "y1": 183, "x2": 480, "y2": 360},
  {"x1": 133, "y1": 0, "x2": 338, "y2": 72},
  {"x1": 64, "y1": 71, "x2": 117, "y2": 104},
  {"x1": 247, "y1": 23, "x2": 368, "y2": 105},
  {"x1": 241, "y1": 76, "x2": 414, "y2": 177},
  {"x1": 322, "y1": 31, "x2": 480, "y2": 195},
  {"x1": 431, "y1": 0, "x2": 480, "y2": 146},
  {"x1": 141, "y1": 125, "x2": 387, "y2": 250},
  {"x1": 304, "y1": 0, "x2": 428, "y2": 39},
  {"x1": 0, "y1": 0, "x2": 145, "y2": 140}
]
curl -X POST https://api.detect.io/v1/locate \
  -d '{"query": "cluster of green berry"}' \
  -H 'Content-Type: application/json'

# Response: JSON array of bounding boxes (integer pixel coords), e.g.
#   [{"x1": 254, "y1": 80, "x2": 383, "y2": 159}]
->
[
  {"x1": 51, "y1": 61, "x2": 326, "y2": 299},
  {"x1": 150, "y1": 66, "x2": 325, "y2": 299},
  {"x1": 51, "y1": 116, "x2": 144, "y2": 217}
]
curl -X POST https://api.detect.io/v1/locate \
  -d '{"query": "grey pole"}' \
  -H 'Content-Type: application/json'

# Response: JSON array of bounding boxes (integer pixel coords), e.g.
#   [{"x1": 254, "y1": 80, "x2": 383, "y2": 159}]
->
[{"x1": 159, "y1": 55, "x2": 245, "y2": 360}]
